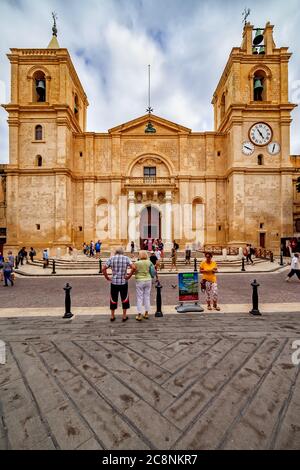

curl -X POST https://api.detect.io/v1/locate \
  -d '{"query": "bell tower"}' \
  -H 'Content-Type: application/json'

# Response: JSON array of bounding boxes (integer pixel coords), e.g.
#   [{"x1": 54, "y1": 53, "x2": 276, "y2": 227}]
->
[
  {"x1": 2, "y1": 15, "x2": 88, "y2": 252},
  {"x1": 212, "y1": 21, "x2": 297, "y2": 252}
]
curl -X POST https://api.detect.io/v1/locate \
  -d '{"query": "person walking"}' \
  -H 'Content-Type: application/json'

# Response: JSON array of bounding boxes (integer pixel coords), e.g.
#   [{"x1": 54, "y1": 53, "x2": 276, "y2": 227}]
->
[
  {"x1": 130, "y1": 241, "x2": 135, "y2": 255},
  {"x1": 169, "y1": 247, "x2": 178, "y2": 272},
  {"x1": 29, "y1": 247, "x2": 36, "y2": 263},
  {"x1": 133, "y1": 251, "x2": 153, "y2": 322},
  {"x1": 102, "y1": 247, "x2": 135, "y2": 322},
  {"x1": 245, "y1": 244, "x2": 254, "y2": 264},
  {"x1": 18, "y1": 247, "x2": 25, "y2": 266},
  {"x1": 285, "y1": 253, "x2": 300, "y2": 282},
  {"x1": 7, "y1": 251, "x2": 14, "y2": 268},
  {"x1": 2, "y1": 257, "x2": 14, "y2": 287},
  {"x1": 200, "y1": 252, "x2": 220, "y2": 311}
]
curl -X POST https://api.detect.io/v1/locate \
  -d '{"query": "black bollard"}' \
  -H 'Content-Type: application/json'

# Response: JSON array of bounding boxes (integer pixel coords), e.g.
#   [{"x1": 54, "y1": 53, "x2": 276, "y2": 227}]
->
[
  {"x1": 270, "y1": 252, "x2": 274, "y2": 263},
  {"x1": 99, "y1": 258, "x2": 102, "y2": 274},
  {"x1": 241, "y1": 257, "x2": 246, "y2": 272},
  {"x1": 52, "y1": 259, "x2": 56, "y2": 275},
  {"x1": 194, "y1": 258, "x2": 197, "y2": 273},
  {"x1": 280, "y1": 251, "x2": 284, "y2": 266},
  {"x1": 155, "y1": 280, "x2": 163, "y2": 318},
  {"x1": 249, "y1": 279, "x2": 261, "y2": 316},
  {"x1": 15, "y1": 256, "x2": 19, "y2": 270},
  {"x1": 63, "y1": 283, "x2": 74, "y2": 319}
]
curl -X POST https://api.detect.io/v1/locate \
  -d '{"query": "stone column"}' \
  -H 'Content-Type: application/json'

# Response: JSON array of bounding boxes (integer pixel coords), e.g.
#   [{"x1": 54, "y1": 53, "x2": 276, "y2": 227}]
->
[
  {"x1": 128, "y1": 191, "x2": 136, "y2": 250},
  {"x1": 163, "y1": 191, "x2": 173, "y2": 250}
]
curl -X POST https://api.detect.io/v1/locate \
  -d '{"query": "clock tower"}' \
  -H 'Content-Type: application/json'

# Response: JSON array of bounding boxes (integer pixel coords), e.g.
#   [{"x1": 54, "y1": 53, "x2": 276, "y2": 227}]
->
[{"x1": 212, "y1": 21, "x2": 297, "y2": 250}]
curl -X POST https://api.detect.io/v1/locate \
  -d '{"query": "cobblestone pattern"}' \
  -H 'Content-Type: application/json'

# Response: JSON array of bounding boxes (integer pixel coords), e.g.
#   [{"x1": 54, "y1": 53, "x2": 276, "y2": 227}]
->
[{"x1": 0, "y1": 313, "x2": 300, "y2": 450}]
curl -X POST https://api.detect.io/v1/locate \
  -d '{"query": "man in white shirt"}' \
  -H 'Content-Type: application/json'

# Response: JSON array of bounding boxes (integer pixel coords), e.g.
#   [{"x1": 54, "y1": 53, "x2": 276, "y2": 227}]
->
[{"x1": 285, "y1": 253, "x2": 300, "y2": 282}]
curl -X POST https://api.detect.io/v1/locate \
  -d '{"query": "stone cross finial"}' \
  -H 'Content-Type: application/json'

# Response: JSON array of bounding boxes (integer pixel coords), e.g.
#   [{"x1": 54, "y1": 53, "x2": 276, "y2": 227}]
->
[
  {"x1": 52, "y1": 11, "x2": 58, "y2": 37},
  {"x1": 242, "y1": 7, "x2": 251, "y2": 26}
]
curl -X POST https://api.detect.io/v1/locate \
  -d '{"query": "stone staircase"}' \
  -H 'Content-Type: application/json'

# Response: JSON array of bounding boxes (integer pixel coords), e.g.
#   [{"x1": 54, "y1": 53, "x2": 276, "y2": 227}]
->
[{"x1": 23, "y1": 252, "x2": 267, "y2": 271}]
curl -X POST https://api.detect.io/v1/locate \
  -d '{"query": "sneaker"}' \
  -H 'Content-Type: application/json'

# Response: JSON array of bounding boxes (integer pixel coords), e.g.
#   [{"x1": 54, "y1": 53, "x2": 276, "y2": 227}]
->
[
  {"x1": 143, "y1": 313, "x2": 149, "y2": 319},
  {"x1": 136, "y1": 314, "x2": 142, "y2": 322}
]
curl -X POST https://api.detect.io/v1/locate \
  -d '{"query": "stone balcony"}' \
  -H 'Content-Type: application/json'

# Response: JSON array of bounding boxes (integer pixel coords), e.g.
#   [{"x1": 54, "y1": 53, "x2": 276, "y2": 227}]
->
[{"x1": 123, "y1": 176, "x2": 177, "y2": 189}]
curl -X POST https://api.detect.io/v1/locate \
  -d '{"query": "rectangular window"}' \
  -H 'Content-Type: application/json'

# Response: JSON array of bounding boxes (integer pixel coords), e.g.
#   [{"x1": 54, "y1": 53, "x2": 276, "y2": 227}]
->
[
  {"x1": 36, "y1": 224, "x2": 40, "y2": 230},
  {"x1": 144, "y1": 167, "x2": 156, "y2": 177}
]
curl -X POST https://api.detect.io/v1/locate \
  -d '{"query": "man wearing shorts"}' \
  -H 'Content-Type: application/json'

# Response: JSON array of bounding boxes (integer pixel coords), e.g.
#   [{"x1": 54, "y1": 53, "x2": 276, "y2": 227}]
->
[{"x1": 102, "y1": 247, "x2": 135, "y2": 322}]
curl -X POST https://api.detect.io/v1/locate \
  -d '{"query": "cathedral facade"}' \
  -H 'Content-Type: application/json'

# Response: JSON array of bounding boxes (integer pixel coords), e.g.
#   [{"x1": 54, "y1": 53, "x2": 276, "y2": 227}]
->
[{"x1": 0, "y1": 21, "x2": 300, "y2": 254}]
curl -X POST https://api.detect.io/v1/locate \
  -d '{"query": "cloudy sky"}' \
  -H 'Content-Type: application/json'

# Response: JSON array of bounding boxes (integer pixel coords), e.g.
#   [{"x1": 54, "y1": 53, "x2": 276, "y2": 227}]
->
[{"x1": 0, "y1": 0, "x2": 299, "y2": 163}]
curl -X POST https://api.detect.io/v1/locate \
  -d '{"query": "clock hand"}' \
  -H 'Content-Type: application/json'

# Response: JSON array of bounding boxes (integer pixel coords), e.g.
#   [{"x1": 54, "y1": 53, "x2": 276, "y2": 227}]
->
[
  {"x1": 272, "y1": 144, "x2": 275, "y2": 152},
  {"x1": 245, "y1": 146, "x2": 252, "y2": 151},
  {"x1": 257, "y1": 129, "x2": 264, "y2": 139}
]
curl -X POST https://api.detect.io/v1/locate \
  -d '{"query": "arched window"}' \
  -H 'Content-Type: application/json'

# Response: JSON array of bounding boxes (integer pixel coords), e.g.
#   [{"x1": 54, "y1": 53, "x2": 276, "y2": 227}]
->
[
  {"x1": 253, "y1": 70, "x2": 267, "y2": 102},
  {"x1": 35, "y1": 125, "x2": 43, "y2": 140},
  {"x1": 258, "y1": 154, "x2": 264, "y2": 166},
  {"x1": 33, "y1": 71, "x2": 46, "y2": 102},
  {"x1": 36, "y1": 155, "x2": 43, "y2": 167},
  {"x1": 74, "y1": 94, "x2": 79, "y2": 120}
]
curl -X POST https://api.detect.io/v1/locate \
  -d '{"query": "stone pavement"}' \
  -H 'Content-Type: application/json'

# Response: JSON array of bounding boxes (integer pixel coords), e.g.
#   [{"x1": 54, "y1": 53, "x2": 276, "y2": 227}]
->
[
  {"x1": 1, "y1": 312, "x2": 300, "y2": 450},
  {"x1": 1, "y1": 272, "x2": 299, "y2": 309}
]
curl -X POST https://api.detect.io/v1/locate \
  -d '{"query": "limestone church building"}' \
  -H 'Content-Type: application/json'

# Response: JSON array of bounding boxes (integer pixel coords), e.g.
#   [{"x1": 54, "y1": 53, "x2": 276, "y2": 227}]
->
[{"x1": 0, "y1": 21, "x2": 300, "y2": 254}]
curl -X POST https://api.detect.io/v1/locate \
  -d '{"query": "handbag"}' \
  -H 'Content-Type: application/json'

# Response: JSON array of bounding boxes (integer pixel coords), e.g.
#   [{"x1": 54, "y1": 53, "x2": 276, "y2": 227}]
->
[
  {"x1": 149, "y1": 263, "x2": 156, "y2": 278},
  {"x1": 200, "y1": 279, "x2": 207, "y2": 292}
]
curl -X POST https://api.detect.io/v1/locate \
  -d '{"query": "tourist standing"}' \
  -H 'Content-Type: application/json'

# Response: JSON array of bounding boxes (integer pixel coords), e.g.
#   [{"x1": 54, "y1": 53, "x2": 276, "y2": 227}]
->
[
  {"x1": 200, "y1": 252, "x2": 220, "y2": 311},
  {"x1": 133, "y1": 251, "x2": 153, "y2": 322},
  {"x1": 29, "y1": 247, "x2": 36, "y2": 263},
  {"x1": 2, "y1": 257, "x2": 14, "y2": 287},
  {"x1": 95, "y1": 240, "x2": 102, "y2": 258},
  {"x1": 150, "y1": 251, "x2": 158, "y2": 268},
  {"x1": 169, "y1": 247, "x2": 178, "y2": 272},
  {"x1": 173, "y1": 240, "x2": 179, "y2": 251},
  {"x1": 42, "y1": 249, "x2": 49, "y2": 269},
  {"x1": 285, "y1": 253, "x2": 300, "y2": 282},
  {"x1": 185, "y1": 246, "x2": 191, "y2": 265},
  {"x1": 155, "y1": 247, "x2": 162, "y2": 271},
  {"x1": 90, "y1": 241, "x2": 95, "y2": 257},
  {"x1": 18, "y1": 247, "x2": 25, "y2": 266},
  {"x1": 102, "y1": 247, "x2": 135, "y2": 322},
  {"x1": 130, "y1": 241, "x2": 135, "y2": 255},
  {"x1": 7, "y1": 251, "x2": 14, "y2": 268}
]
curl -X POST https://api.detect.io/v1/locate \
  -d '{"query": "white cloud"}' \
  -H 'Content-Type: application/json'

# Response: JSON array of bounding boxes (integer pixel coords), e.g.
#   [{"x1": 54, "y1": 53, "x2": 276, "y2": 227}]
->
[{"x1": 0, "y1": 0, "x2": 299, "y2": 163}]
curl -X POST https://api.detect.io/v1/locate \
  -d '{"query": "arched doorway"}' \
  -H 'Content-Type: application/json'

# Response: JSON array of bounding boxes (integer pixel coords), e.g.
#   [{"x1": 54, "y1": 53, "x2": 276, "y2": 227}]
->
[{"x1": 140, "y1": 206, "x2": 161, "y2": 249}]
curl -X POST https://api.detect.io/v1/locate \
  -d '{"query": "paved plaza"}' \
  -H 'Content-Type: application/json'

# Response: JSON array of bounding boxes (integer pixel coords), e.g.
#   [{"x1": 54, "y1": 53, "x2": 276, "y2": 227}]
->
[{"x1": 1, "y1": 305, "x2": 300, "y2": 450}]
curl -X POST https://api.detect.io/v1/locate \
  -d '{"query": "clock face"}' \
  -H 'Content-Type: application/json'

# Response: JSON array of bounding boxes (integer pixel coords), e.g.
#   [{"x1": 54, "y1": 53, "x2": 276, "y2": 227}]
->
[
  {"x1": 267, "y1": 142, "x2": 281, "y2": 155},
  {"x1": 249, "y1": 123, "x2": 273, "y2": 146},
  {"x1": 242, "y1": 141, "x2": 255, "y2": 155}
]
